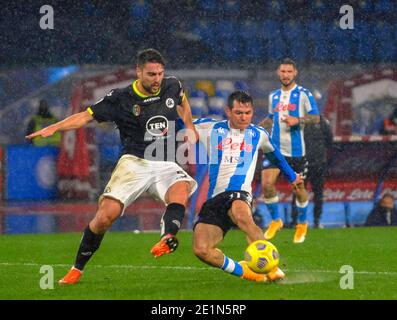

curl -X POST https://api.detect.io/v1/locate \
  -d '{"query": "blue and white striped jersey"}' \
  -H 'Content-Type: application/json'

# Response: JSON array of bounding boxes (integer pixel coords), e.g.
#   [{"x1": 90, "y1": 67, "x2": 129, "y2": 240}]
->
[
  {"x1": 268, "y1": 84, "x2": 319, "y2": 157},
  {"x1": 194, "y1": 118, "x2": 297, "y2": 199}
]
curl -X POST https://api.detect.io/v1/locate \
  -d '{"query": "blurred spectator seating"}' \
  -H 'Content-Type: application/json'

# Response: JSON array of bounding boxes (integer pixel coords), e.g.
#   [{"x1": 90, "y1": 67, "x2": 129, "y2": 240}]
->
[
  {"x1": 374, "y1": 22, "x2": 396, "y2": 62},
  {"x1": 239, "y1": 20, "x2": 263, "y2": 61},
  {"x1": 355, "y1": 21, "x2": 375, "y2": 62},
  {"x1": 329, "y1": 20, "x2": 353, "y2": 62},
  {"x1": 215, "y1": 80, "x2": 235, "y2": 93},
  {"x1": 265, "y1": 0, "x2": 286, "y2": 17},
  {"x1": 306, "y1": 20, "x2": 331, "y2": 61},
  {"x1": 374, "y1": 0, "x2": 394, "y2": 14},
  {"x1": 198, "y1": 0, "x2": 219, "y2": 15},
  {"x1": 208, "y1": 91, "x2": 226, "y2": 118},
  {"x1": 234, "y1": 80, "x2": 249, "y2": 92},
  {"x1": 188, "y1": 89, "x2": 209, "y2": 118},
  {"x1": 130, "y1": 0, "x2": 150, "y2": 21},
  {"x1": 195, "y1": 80, "x2": 215, "y2": 97},
  {"x1": 262, "y1": 20, "x2": 286, "y2": 61},
  {"x1": 283, "y1": 20, "x2": 307, "y2": 62}
]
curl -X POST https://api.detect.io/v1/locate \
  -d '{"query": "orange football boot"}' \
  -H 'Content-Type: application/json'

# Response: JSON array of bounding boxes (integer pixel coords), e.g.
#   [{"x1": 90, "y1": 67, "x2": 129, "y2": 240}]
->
[
  {"x1": 58, "y1": 267, "x2": 82, "y2": 285},
  {"x1": 150, "y1": 234, "x2": 179, "y2": 258},
  {"x1": 266, "y1": 267, "x2": 285, "y2": 282},
  {"x1": 293, "y1": 223, "x2": 308, "y2": 243},
  {"x1": 264, "y1": 219, "x2": 283, "y2": 240},
  {"x1": 239, "y1": 261, "x2": 267, "y2": 282}
]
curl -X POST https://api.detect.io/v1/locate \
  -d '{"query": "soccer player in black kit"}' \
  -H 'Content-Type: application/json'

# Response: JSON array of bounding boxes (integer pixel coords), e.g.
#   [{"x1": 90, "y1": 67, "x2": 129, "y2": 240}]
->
[{"x1": 26, "y1": 49, "x2": 198, "y2": 284}]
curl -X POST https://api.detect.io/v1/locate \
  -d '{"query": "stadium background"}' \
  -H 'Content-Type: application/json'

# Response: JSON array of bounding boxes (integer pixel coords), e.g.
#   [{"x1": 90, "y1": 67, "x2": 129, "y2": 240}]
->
[{"x1": 0, "y1": 0, "x2": 397, "y2": 235}]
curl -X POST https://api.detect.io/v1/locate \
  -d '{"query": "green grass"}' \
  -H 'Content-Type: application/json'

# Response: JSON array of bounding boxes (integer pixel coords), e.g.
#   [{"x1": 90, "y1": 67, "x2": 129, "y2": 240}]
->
[{"x1": 0, "y1": 227, "x2": 397, "y2": 300}]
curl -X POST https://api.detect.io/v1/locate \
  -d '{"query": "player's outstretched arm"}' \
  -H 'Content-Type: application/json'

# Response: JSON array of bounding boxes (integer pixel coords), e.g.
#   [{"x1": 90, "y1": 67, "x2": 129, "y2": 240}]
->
[
  {"x1": 265, "y1": 148, "x2": 298, "y2": 183},
  {"x1": 25, "y1": 110, "x2": 93, "y2": 140},
  {"x1": 262, "y1": 132, "x2": 298, "y2": 185},
  {"x1": 177, "y1": 97, "x2": 199, "y2": 143}
]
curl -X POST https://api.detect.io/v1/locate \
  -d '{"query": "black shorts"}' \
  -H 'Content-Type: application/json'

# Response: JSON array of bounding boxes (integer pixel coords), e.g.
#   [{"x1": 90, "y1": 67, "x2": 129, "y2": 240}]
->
[
  {"x1": 193, "y1": 191, "x2": 252, "y2": 236},
  {"x1": 262, "y1": 156, "x2": 308, "y2": 179}
]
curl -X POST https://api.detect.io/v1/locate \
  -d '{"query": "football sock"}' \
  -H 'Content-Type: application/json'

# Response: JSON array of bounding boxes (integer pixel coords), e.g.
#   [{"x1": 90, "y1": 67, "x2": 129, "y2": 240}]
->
[
  {"x1": 221, "y1": 255, "x2": 243, "y2": 277},
  {"x1": 160, "y1": 203, "x2": 185, "y2": 237},
  {"x1": 264, "y1": 196, "x2": 280, "y2": 220},
  {"x1": 296, "y1": 200, "x2": 309, "y2": 224},
  {"x1": 74, "y1": 225, "x2": 104, "y2": 271}
]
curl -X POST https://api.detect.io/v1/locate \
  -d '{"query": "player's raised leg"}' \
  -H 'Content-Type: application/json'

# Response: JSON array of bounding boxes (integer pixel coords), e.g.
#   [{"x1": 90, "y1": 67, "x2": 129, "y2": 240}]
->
[
  {"x1": 151, "y1": 180, "x2": 190, "y2": 257},
  {"x1": 262, "y1": 168, "x2": 283, "y2": 240},
  {"x1": 228, "y1": 199, "x2": 264, "y2": 244},
  {"x1": 228, "y1": 199, "x2": 285, "y2": 282},
  {"x1": 59, "y1": 197, "x2": 122, "y2": 285},
  {"x1": 193, "y1": 223, "x2": 266, "y2": 282},
  {"x1": 293, "y1": 182, "x2": 309, "y2": 243}
]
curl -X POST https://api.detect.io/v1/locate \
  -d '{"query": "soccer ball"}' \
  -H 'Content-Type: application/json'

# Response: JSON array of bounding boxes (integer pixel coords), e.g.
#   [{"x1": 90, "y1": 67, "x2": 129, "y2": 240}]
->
[{"x1": 244, "y1": 240, "x2": 279, "y2": 274}]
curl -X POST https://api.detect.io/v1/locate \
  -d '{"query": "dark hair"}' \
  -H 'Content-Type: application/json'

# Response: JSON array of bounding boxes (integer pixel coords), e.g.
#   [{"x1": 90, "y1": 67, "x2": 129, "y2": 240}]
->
[
  {"x1": 227, "y1": 90, "x2": 253, "y2": 109},
  {"x1": 38, "y1": 99, "x2": 49, "y2": 115},
  {"x1": 136, "y1": 48, "x2": 165, "y2": 68},
  {"x1": 278, "y1": 58, "x2": 297, "y2": 70}
]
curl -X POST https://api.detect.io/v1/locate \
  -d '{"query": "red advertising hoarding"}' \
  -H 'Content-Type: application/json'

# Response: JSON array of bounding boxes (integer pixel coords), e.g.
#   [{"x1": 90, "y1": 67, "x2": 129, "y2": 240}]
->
[
  {"x1": 273, "y1": 135, "x2": 397, "y2": 202},
  {"x1": 58, "y1": 68, "x2": 135, "y2": 200}
]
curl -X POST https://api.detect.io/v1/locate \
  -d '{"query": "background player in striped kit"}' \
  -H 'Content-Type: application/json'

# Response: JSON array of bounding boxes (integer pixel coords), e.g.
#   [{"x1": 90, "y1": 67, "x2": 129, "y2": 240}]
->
[
  {"x1": 192, "y1": 91, "x2": 302, "y2": 282},
  {"x1": 260, "y1": 59, "x2": 319, "y2": 243}
]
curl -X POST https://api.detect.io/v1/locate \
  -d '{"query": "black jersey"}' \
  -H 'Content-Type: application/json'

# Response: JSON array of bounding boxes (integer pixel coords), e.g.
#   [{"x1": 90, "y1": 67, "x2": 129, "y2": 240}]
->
[{"x1": 88, "y1": 76, "x2": 185, "y2": 160}]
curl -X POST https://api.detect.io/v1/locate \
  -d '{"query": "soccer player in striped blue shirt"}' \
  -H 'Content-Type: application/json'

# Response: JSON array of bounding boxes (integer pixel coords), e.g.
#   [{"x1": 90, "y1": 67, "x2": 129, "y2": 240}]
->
[
  {"x1": 192, "y1": 91, "x2": 302, "y2": 282},
  {"x1": 260, "y1": 59, "x2": 320, "y2": 243}
]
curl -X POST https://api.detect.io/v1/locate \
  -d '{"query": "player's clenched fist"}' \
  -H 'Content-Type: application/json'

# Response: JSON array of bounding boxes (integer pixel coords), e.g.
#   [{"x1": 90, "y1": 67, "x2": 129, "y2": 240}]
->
[
  {"x1": 291, "y1": 173, "x2": 303, "y2": 190},
  {"x1": 281, "y1": 115, "x2": 299, "y2": 127}
]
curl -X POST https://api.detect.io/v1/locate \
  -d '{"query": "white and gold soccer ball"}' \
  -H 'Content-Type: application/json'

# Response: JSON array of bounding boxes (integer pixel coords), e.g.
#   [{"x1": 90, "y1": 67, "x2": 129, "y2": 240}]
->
[{"x1": 244, "y1": 240, "x2": 279, "y2": 274}]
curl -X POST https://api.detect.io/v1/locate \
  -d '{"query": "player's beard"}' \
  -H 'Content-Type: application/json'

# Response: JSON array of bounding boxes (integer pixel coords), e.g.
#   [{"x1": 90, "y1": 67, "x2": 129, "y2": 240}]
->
[
  {"x1": 143, "y1": 82, "x2": 160, "y2": 94},
  {"x1": 280, "y1": 77, "x2": 296, "y2": 88}
]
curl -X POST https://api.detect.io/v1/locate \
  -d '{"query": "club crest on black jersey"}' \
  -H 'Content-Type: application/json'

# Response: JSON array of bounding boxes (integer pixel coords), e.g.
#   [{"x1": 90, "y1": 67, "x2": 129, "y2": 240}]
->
[{"x1": 87, "y1": 76, "x2": 185, "y2": 160}]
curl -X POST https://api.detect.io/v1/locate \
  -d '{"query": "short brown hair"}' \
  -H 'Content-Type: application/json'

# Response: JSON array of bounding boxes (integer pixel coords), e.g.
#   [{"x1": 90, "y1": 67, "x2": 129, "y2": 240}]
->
[
  {"x1": 136, "y1": 48, "x2": 165, "y2": 68},
  {"x1": 278, "y1": 58, "x2": 297, "y2": 70}
]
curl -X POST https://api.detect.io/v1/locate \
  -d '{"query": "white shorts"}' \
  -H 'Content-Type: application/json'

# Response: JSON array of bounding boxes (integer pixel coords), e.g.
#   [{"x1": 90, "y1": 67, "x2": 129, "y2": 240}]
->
[{"x1": 100, "y1": 154, "x2": 197, "y2": 213}]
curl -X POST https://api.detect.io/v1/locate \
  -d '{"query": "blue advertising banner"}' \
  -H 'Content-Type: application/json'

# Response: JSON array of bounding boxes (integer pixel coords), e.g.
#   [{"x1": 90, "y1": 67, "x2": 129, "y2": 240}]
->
[{"x1": 6, "y1": 145, "x2": 59, "y2": 200}]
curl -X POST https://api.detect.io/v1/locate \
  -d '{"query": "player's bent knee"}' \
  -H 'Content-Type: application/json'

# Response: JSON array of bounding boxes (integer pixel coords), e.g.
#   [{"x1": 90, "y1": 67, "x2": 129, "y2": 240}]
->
[
  {"x1": 92, "y1": 201, "x2": 122, "y2": 232},
  {"x1": 97, "y1": 214, "x2": 116, "y2": 228},
  {"x1": 100, "y1": 196, "x2": 123, "y2": 212},
  {"x1": 90, "y1": 217, "x2": 112, "y2": 234},
  {"x1": 166, "y1": 182, "x2": 190, "y2": 206},
  {"x1": 234, "y1": 215, "x2": 253, "y2": 230},
  {"x1": 193, "y1": 245, "x2": 211, "y2": 261}
]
